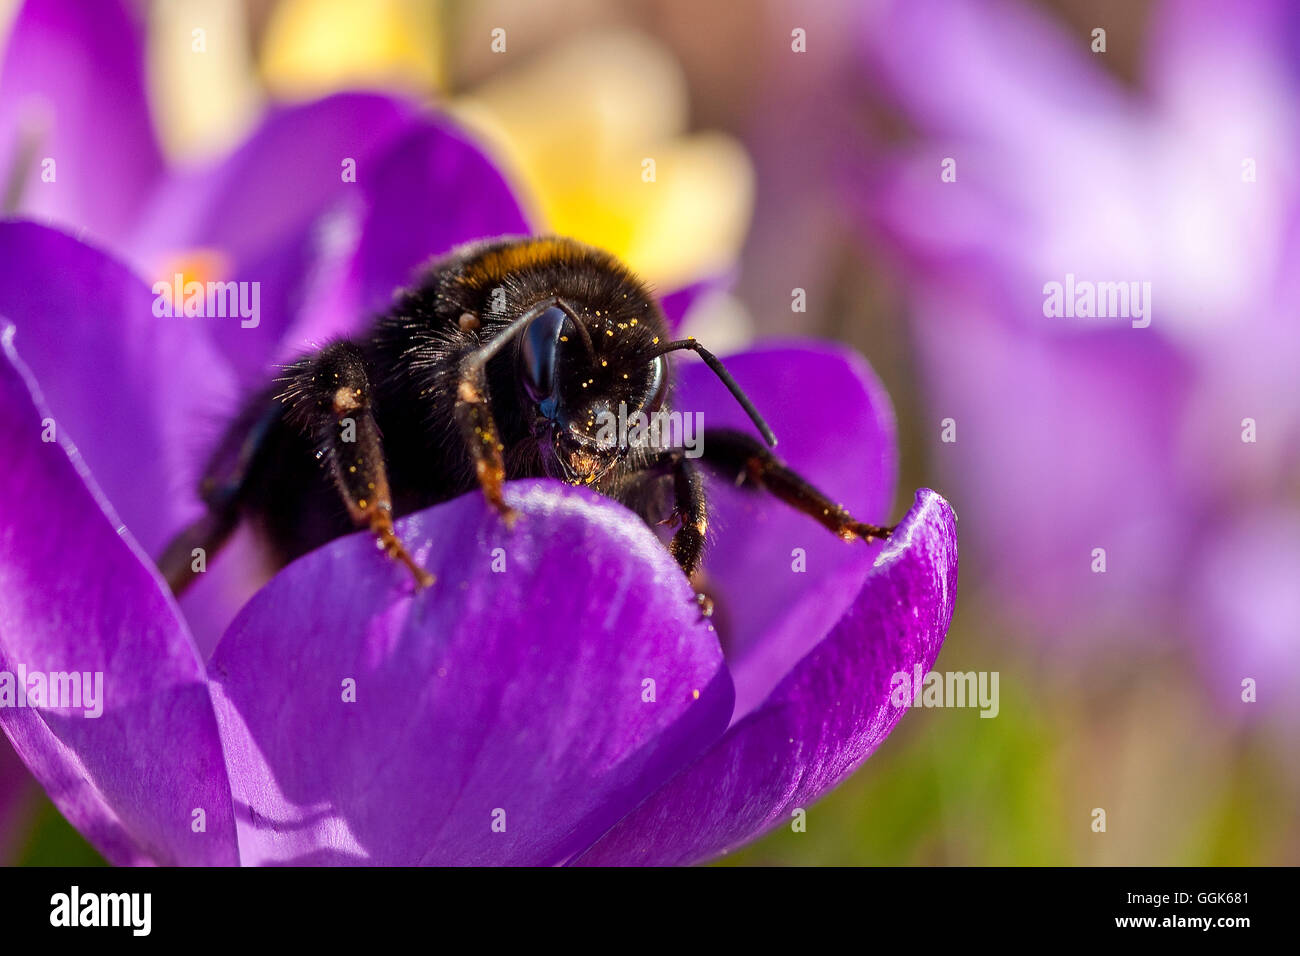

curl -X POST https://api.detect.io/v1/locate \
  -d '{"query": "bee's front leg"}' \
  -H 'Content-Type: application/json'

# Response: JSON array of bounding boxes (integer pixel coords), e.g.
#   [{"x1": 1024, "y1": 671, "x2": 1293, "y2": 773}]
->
[
  {"x1": 669, "y1": 458, "x2": 715, "y2": 620},
  {"x1": 453, "y1": 353, "x2": 517, "y2": 526},
  {"x1": 609, "y1": 450, "x2": 713, "y2": 617},
  {"x1": 280, "y1": 342, "x2": 433, "y2": 588},
  {"x1": 664, "y1": 455, "x2": 708, "y2": 578}
]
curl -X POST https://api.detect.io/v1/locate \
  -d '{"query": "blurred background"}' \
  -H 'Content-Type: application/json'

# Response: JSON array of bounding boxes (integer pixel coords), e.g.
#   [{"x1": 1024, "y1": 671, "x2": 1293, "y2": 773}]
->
[{"x1": 1, "y1": 0, "x2": 1295, "y2": 865}]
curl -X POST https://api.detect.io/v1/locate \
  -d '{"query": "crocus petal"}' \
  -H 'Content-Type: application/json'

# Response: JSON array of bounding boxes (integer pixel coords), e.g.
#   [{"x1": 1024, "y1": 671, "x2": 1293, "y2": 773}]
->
[
  {"x1": 1193, "y1": 506, "x2": 1300, "y2": 722},
  {"x1": 909, "y1": 293, "x2": 1197, "y2": 641},
  {"x1": 133, "y1": 92, "x2": 413, "y2": 271},
  {"x1": 673, "y1": 342, "x2": 897, "y2": 718},
  {"x1": 132, "y1": 99, "x2": 529, "y2": 383},
  {"x1": 656, "y1": 270, "x2": 735, "y2": 331},
  {"x1": 178, "y1": 527, "x2": 278, "y2": 664},
  {"x1": 279, "y1": 118, "x2": 531, "y2": 359},
  {"x1": 129, "y1": 92, "x2": 419, "y2": 380},
  {"x1": 575, "y1": 489, "x2": 957, "y2": 866},
  {"x1": 339, "y1": 120, "x2": 531, "y2": 338},
  {"x1": 0, "y1": 0, "x2": 163, "y2": 239},
  {"x1": 861, "y1": 0, "x2": 1129, "y2": 143},
  {"x1": 1146, "y1": 0, "x2": 1300, "y2": 151},
  {"x1": 0, "y1": 222, "x2": 235, "y2": 556},
  {"x1": 0, "y1": 328, "x2": 238, "y2": 865},
  {"x1": 207, "y1": 481, "x2": 733, "y2": 866}
]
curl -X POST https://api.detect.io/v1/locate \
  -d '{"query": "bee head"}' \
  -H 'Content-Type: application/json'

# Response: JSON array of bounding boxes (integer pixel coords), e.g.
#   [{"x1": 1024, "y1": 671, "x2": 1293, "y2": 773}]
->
[{"x1": 516, "y1": 299, "x2": 666, "y2": 485}]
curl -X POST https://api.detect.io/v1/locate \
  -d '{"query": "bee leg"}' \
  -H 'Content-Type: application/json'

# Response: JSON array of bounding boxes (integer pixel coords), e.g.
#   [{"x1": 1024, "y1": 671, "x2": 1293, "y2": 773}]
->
[
  {"x1": 669, "y1": 461, "x2": 716, "y2": 620},
  {"x1": 612, "y1": 451, "x2": 713, "y2": 617},
  {"x1": 453, "y1": 354, "x2": 517, "y2": 525},
  {"x1": 158, "y1": 509, "x2": 240, "y2": 596},
  {"x1": 665, "y1": 456, "x2": 708, "y2": 579},
  {"x1": 698, "y1": 428, "x2": 894, "y2": 543},
  {"x1": 158, "y1": 395, "x2": 286, "y2": 596},
  {"x1": 281, "y1": 342, "x2": 433, "y2": 588}
]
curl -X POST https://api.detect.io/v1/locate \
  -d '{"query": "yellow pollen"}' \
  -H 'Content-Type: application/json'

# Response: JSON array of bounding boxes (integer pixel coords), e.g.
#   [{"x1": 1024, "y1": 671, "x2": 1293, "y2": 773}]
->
[{"x1": 156, "y1": 248, "x2": 230, "y2": 289}]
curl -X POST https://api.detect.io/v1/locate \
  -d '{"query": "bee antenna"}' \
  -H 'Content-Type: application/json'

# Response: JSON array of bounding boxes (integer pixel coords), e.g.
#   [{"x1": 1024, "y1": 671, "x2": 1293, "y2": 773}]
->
[
  {"x1": 554, "y1": 301, "x2": 597, "y2": 364},
  {"x1": 648, "y1": 338, "x2": 777, "y2": 447}
]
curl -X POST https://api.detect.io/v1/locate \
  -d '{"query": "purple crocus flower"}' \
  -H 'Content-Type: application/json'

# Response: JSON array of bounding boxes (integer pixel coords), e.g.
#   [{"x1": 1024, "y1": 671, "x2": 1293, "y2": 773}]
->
[
  {"x1": 0, "y1": 2, "x2": 957, "y2": 864},
  {"x1": 0, "y1": 223, "x2": 955, "y2": 865},
  {"x1": 854, "y1": 0, "x2": 1300, "y2": 718}
]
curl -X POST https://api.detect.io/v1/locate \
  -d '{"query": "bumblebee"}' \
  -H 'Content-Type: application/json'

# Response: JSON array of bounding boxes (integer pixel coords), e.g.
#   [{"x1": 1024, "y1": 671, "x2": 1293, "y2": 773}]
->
[{"x1": 159, "y1": 236, "x2": 892, "y2": 600}]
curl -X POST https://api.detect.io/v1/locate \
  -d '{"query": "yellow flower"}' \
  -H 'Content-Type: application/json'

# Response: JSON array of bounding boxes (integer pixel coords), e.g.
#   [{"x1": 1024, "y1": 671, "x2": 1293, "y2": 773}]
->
[
  {"x1": 260, "y1": 0, "x2": 444, "y2": 101},
  {"x1": 451, "y1": 31, "x2": 753, "y2": 291},
  {"x1": 256, "y1": 2, "x2": 751, "y2": 292},
  {"x1": 147, "y1": 0, "x2": 263, "y2": 161}
]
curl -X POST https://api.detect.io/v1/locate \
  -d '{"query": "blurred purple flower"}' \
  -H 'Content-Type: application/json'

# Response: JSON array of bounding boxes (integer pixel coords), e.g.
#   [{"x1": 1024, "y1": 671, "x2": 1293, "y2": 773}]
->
[
  {"x1": 0, "y1": 0, "x2": 957, "y2": 864},
  {"x1": 855, "y1": 0, "x2": 1300, "y2": 716}
]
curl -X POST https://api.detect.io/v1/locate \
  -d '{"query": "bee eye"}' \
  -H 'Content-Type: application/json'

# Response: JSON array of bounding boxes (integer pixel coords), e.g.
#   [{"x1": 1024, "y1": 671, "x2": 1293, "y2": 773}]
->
[
  {"x1": 643, "y1": 355, "x2": 667, "y2": 410},
  {"x1": 519, "y1": 306, "x2": 569, "y2": 404}
]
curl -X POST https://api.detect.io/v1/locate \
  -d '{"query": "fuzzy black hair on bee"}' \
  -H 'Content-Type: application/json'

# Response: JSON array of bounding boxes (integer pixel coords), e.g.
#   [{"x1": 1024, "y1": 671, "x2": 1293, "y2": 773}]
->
[{"x1": 159, "y1": 236, "x2": 892, "y2": 607}]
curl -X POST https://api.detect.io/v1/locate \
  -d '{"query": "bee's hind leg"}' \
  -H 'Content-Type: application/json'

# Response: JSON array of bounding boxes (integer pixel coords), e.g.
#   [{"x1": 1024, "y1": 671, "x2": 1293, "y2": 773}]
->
[{"x1": 697, "y1": 428, "x2": 894, "y2": 543}]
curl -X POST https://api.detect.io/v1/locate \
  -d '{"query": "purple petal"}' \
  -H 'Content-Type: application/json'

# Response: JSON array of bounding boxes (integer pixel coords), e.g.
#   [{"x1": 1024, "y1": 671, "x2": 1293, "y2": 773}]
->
[
  {"x1": 909, "y1": 296, "x2": 1198, "y2": 640},
  {"x1": 860, "y1": 0, "x2": 1130, "y2": 143},
  {"x1": 132, "y1": 93, "x2": 414, "y2": 271},
  {"x1": 0, "y1": 222, "x2": 236, "y2": 556},
  {"x1": 282, "y1": 120, "x2": 531, "y2": 357},
  {"x1": 0, "y1": 328, "x2": 237, "y2": 865},
  {"x1": 657, "y1": 270, "x2": 736, "y2": 331},
  {"x1": 575, "y1": 489, "x2": 957, "y2": 866},
  {"x1": 1146, "y1": 0, "x2": 1300, "y2": 146},
  {"x1": 129, "y1": 93, "x2": 420, "y2": 380},
  {"x1": 673, "y1": 342, "x2": 897, "y2": 718},
  {"x1": 0, "y1": 0, "x2": 163, "y2": 240},
  {"x1": 1193, "y1": 506, "x2": 1300, "y2": 722},
  {"x1": 178, "y1": 527, "x2": 278, "y2": 664},
  {"x1": 207, "y1": 481, "x2": 732, "y2": 865},
  {"x1": 854, "y1": 1, "x2": 1157, "y2": 331}
]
